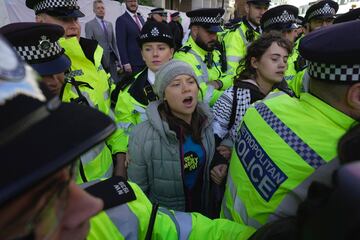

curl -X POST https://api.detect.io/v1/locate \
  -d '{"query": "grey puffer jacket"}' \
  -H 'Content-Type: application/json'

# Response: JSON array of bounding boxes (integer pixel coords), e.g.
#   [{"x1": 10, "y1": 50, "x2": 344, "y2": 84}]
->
[{"x1": 128, "y1": 100, "x2": 215, "y2": 212}]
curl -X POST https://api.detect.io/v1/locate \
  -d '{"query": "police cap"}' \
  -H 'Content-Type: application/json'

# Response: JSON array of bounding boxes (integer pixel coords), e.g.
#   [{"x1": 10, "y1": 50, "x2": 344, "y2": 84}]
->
[
  {"x1": 187, "y1": 8, "x2": 225, "y2": 33},
  {"x1": 299, "y1": 20, "x2": 360, "y2": 83},
  {"x1": 0, "y1": 35, "x2": 115, "y2": 206},
  {"x1": 26, "y1": 0, "x2": 85, "y2": 18},
  {"x1": 0, "y1": 22, "x2": 71, "y2": 76},
  {"x1": 305, "y1": 0, "x2": 339, "y2": 23},
  {"x1": 334, "y1": 8, "x2": 360, "y2": 24},
  {"x1": 138, "y1": 21, "x2": 174, "y2": 48},
  {"x1": 261, "y1": 5, "x2": 299, "y2": 32},
  {"x1": 150, "y1": 7, "x2": 167, "y2": 16},
  {"x1": 171, "y1": 11, "x2": 180, "y2": 18},
  {"x1": 297, "y1": 15, "x2": 305, "y2": 26}
]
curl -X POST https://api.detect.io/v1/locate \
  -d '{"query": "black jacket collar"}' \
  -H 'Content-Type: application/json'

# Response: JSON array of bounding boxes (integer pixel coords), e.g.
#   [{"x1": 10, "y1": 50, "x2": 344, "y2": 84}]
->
[{"x1": 128, "y1": 68, "x2": 158, "y2": 105}]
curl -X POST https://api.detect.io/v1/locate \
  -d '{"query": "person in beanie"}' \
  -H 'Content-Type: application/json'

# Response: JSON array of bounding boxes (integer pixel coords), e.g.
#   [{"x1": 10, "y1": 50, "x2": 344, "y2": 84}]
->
[
  {"x1": 128, "y1": 60, "x2": 228, "y2": 217},
  {"x1": 0, "y1": 34, "x2": 259, "y2": 240},
  {"x1": 111, "y1": 20, "x2": 174, "y2": 171}
]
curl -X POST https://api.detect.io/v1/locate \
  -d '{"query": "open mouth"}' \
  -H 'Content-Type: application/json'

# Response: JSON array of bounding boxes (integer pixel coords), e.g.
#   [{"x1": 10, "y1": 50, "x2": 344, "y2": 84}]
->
[
  {"x1": 183, "y1": 96, "x2": 193, "y2": 106},
  {"x1": 66, "y1": 34, "x2": 77, "y2": 38}
]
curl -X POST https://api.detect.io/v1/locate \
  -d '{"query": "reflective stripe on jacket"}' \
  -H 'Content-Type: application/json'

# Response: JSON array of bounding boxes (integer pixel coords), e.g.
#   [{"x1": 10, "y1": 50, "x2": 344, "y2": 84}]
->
[
  {"x1": 88, "y1": 181, "x2": 256, "y2": 239},
  {"x1": 59, "y1": 37, "x2": 117, "y2": 182},
  {"x1": 221, "y1": 92, "x2": 355, "y2": 228},
  {"x1": 173, "y1": 36, "x2": 232, "y2": 106}
]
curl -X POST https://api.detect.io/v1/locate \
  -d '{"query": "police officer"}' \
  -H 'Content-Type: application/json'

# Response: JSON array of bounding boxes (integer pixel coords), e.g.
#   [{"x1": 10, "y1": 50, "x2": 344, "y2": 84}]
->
[
  {"x1": 0, "y1": 35, "x2": 257, "y2": 240},
  {"x1": 305, "y1": 0, "x2": 339, "y2": 32},
  {"x1": 25, "y1": 0, "x2": 125, "y2": 182},
  {"x1": 0, "y1": 22, "x2": 70, "y2": 98},
  {"x1": 111, "y1": 20, "x2": 174, "y2": 165},
  {"x1": 0, "y1": 22, "x2": 118, "y2": 184},
  {"x1": 169, "y1": 11, "x2": 184, "y2": 51},
  {"x1": 260, "y1": 4, "x2": 300, "y2": 81},
  {"x1": 334, "y1": 7, "x2": 360, "y2": 24},
  {"x1": 148, "y1": 7, "x2": 168, "y2": 23},
  {"x1": 174, "y1": 8, "x2": 231, "y2": 106},
  {"x1": 221, "y1": 20, "x2": 360, "y2": 229},
  {"x1": 288, "y1": 0, "x2": 339, "y2": 96},
  {"x1": 221, "y1": 0, "x2": 270, "y2": 77},
  {"x1": 0, "y1": 33, "x2": 113, "y2": 240}
]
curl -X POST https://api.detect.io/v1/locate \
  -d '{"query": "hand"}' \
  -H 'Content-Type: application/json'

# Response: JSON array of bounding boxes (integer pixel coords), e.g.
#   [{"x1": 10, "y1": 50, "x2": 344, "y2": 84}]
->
[
  {"x1": 116, "y1": 64, "x2": 123, "y2": 74},
  {"x1": 113, "y1": 153, "x2": 127, "y2": 179},
  {"x1": 217, "y1": 145, "x2": 232, "y2": 160},
  {"x1": 210, "y1": 164, "x2": 228, "y2": 185},
  {"x1": 123, "y1": 63, "x2": 132, "y2": 73},
  {"x1": 207, "y1": 80, "x2": 222, "y2": 90}
]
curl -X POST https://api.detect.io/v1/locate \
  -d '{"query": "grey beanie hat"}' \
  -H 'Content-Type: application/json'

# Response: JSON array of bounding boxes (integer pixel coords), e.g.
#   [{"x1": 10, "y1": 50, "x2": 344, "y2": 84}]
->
[{"x1": 154, "y1": 60, "x2": 197, "y2": 100}]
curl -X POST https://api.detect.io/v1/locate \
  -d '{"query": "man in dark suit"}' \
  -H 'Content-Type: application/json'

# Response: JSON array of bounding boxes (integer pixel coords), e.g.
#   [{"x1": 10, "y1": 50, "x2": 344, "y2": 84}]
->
[
  {"x1": 168, "y1": 11, "x2": 184, "y2": 51},
  {"x1": 116, "y1": 0, "x2": 145, "y2": 74},
  {"x1": 86, "y1": 0, "x2": 121, "y2": 82}
]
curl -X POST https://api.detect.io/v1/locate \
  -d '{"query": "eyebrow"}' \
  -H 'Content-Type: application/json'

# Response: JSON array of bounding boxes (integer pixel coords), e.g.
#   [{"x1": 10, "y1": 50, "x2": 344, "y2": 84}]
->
[
  {"x1": 270, "y1": 53, "x2": 288, "y2": 57},
  {"x1": 173, "y1": 76, "x2": 193, "y2": 81}
]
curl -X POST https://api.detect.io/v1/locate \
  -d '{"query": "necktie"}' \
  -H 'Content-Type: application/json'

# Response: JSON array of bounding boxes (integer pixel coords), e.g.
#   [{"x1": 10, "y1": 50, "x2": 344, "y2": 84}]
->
[
  {"x1": 133, "y1": 14, "x2": 142, "y2": 30},
  {"x1": 101, "y1": 19, "x2": 109, "y2": 43}
]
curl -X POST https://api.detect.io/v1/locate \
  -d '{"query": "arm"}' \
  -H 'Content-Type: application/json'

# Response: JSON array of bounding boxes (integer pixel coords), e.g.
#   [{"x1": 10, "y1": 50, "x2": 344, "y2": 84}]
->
[
  {"x1": 223, "y1": 30, "x2": 247, "y2": 77},
  {"x1": 108, "y1": 22, "x2": 121, "y2": 64},
  {"x1": 85, "y1": 22, "x2": 95, "y2": 40},
  {"x1": 212, "y1": 87, "x2": 235, "y2": 139},
  {"x1": 128, "y1": 124, "x2": 149, "y2": 194},
  {"x1": 115, "y1": 17, "x2": 130, "y2": 66},
  {"x1": 88, "y1": 180, "x2": 256, "y2": 240}
]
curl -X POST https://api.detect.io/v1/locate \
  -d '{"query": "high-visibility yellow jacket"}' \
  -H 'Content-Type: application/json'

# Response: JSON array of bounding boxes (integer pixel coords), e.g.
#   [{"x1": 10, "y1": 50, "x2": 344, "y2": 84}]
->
[
  {"x1": 112, "y1": 68, "x2": 157, "y2": 153},
  {"x1": 87, "y1": 179, "x2": 256, "y2": 240},
  {"x1": 59, "y1": 37, "x2": 122, "y2": 183},
  {"x1": 221, "y1": 91, "x2": 355, "y2": 228},
  {"x1": 221, "y1": 21, "x2": 260, "y2": 77},
  {"x1": 173, "y1": 36, "x2": 232, "y2": 106}
]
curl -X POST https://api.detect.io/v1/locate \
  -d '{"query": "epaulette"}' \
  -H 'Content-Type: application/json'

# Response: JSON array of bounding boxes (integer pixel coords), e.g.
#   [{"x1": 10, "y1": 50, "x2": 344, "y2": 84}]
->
[
  {"x1": 85, "y1": 176, "x2": 137, "y2": 210},
  {"x1": 177, "y1": 45, "x2": 191, "y2": 53},
  {"x1": 227, "y1": 21, "x2": 243, "y2": 32},
  {"x1": 111, "y1": 73, "x2": 135, "y2": 109}
]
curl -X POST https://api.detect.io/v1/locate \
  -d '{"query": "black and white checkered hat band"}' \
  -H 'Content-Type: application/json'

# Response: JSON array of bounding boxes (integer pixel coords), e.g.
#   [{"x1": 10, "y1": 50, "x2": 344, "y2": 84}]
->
[
  {"x1": 34, "y1": 0, "x2": 78, "y2": 12},
  {"x1": 140, "y1": 33, "x2": 172, "y2": 40},
  {"x1": 308, "y1": 3, "x2": 336, "y2": 20},
  {"x1": 308, "y1": 62, "x2": 360, "y2": 82},
  {"x1": 190, "y1": 16, "x2": 221, "y2": 24},
  {"x1": 15, "y1": 42, "x2": 63, "y2": 62},
  {"x1": 263, "y1": 10, "x2": 296, "y2": 29}
]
